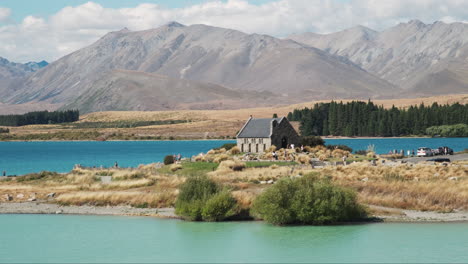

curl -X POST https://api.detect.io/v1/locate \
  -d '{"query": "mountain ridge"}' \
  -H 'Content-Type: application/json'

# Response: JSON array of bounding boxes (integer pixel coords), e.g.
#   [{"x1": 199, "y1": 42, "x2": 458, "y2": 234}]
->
[
  {"x1": 1, "y1": 22, "x2": 397, "y2": 113},
  {"x1": 288, "y1": 20, "x2": 468, "y2": 95}
]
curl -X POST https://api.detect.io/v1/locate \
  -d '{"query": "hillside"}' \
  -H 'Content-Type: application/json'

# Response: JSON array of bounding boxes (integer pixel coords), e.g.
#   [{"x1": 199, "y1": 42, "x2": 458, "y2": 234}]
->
[
  {"x1": 1, "y1": 22, "x2": 396, "y2": 113},
  {"x1": 61, "y1": 70, "x2": 279, "y2": 113},
  {"x1": 288, "y1": 20, "x2": 468, "y2": 95},
  {"x1": 4, "y1": 94, "x2": 466, "y2": 141}
]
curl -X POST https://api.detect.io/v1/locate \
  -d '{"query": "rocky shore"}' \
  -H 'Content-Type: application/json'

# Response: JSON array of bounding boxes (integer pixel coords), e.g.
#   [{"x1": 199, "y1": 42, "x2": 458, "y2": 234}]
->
[
  {"x1": 0, "y1": 202, "x2": 178, "y2": 218},
  {"x1": 368, "y1": 205, "x2": 468, "y2": 222},
  {"x1": 1, "y1": 202, "x2": 468, "y2": 223}
]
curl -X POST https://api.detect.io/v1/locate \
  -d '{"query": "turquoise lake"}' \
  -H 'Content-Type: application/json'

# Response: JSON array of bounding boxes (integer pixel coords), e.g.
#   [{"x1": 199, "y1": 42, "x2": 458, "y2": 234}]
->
[
  {"x1": 0, "y1": 138, "x2": 467, "y2": 175},
  {"x1": 1, "y1": 214, "x2": 468, "y2": 263}
]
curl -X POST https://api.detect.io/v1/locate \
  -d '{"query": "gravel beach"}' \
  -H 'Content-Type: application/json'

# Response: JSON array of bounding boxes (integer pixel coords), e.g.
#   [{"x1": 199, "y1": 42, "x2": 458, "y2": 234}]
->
[
  {"x1": 1, "y1": 202, "x2": 468, "y2": 222},
  {"x1": 0, "y1": 202, "x2": 178, "y2": 218}
]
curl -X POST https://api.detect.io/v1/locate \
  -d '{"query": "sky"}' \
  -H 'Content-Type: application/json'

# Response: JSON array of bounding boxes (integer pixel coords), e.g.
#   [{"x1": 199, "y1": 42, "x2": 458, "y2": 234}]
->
[{"x1": 0, "y1": 0, "x2": 467, "y2": 62}]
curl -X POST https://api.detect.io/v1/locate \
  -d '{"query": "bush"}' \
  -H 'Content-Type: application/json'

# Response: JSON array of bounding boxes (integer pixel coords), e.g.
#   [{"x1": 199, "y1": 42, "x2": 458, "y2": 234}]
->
[
  {"x1": 326, "y1": 144, "x2": 353, "y2": 152},
  {"x1": 175, "y1": 176, "x2": 237, "y2": 222},
  {"x1": 202, "y1": 190, "x2": 238, "y2": 221},
  {"x1": 251, "y1": 174, "x2": 366, "y2": 225},
  {"x1": 229, "y1": 146, "x2": 241, "y2": 155},
  {"x1": 426, "y1": 124, "x2": 468, "y2": 137},
  {"x1": 216, "y1": 143, "x2": 236, "y2": 151},
  {"x1": 301, "y1": 136, "x2": 325, "y2": 147},
  {"x1": 164, "y1": 155, "x2": 175, "y2": 165},
  {"x1": 355, "y1": 150, "x2": 367, "y2": 155},
  {"x1": 0, "y1": 128, "x2": 9, "y2": 134}
]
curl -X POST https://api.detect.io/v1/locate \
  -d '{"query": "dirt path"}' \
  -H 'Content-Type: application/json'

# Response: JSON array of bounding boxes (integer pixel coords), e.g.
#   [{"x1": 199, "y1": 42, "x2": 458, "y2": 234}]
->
[{"x1": 402, "y1": 153, "x2": 468, "y2": 163}]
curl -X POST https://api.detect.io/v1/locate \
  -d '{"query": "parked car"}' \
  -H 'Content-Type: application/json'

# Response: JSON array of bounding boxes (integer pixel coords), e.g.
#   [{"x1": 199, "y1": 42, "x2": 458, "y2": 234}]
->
[
  {"x1": 417, "y1": 147, "x2": 433, "y2": 157},
  {"x1": 432, "y1": 148, "x2": 442, "y2": 155},
  {"x1": 440, "y1": 146, "x2": 454, "y2": 155}
]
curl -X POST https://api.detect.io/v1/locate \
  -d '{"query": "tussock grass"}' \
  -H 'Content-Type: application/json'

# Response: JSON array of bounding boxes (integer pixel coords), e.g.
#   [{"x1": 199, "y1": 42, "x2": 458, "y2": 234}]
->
[{"x1": 56, "y1": 191, "x2": 177, "y2": 208}]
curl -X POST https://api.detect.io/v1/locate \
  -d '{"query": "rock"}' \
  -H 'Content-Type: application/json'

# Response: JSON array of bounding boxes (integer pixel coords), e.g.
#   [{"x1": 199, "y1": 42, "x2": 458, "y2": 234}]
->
[
  {"x1": 434, "y1": 173, "x2": 440, "y2": 177},
  {"x1": 267, "y1": 180, "x2": 274, "y2": 184},
  {"x1": 55, "y1": 210, "x2": 63, "y2": 214},
  {"x1": 2, "y1": 194, "x2": 13, "y2": 201},
  {"x1": 448, "y1": 177, "x2": 458, "y2": 181},
  {"x1": 260, "y1": 181, "x2": 267, "y2": 184},
  {"x1": 361, "y1": 177, "x2": 369, "y2": 182},
  {"x1": 16, "y1": 193, "x2": 24, "y2": 199},
  {"x1": 27, "y1": 198, "x2": 37, "y2": 201},
  {"x1": 47, "y1": 192, "x2": 56, "y2": 198}
]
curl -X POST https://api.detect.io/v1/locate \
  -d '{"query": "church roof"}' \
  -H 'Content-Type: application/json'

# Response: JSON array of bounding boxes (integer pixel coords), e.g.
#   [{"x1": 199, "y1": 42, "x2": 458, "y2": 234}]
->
[{"x1": 237, "y1": 117, "x2": 283, "y2": 138}]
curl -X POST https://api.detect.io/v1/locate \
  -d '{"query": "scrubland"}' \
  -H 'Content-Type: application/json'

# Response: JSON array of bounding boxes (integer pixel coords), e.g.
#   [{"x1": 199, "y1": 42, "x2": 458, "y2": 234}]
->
[
  {"x1": 2, "y1": 94, "x2": 467, "y2": 140},
  {"x1": 1, "y1": 146, "x2": 467, "y2": 216}
]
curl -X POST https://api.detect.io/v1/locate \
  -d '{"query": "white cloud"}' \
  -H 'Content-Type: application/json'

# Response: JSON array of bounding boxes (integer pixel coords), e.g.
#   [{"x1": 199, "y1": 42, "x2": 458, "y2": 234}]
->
[
  {"x1": 1, "y1": 0, "x2": 468, "y2": 62},
  {"x1": 0, "y1": 7, "x2": 11, "y2": 22}
]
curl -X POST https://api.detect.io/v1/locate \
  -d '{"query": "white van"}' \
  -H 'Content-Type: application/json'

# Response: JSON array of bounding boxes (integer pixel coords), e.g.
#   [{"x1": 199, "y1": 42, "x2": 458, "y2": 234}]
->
[{"x1": 417, "y1": 147, "x2": 433, "y2": 157}]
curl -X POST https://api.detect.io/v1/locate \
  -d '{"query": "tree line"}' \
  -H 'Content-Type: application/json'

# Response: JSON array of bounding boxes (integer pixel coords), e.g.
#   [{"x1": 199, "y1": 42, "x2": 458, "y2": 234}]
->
[
  {"x1": 0, "y1": 110, "x2": 79, "y2": 126},
  {"x1": 287, "y1": 101, "x2": 468, "y2": 137}
]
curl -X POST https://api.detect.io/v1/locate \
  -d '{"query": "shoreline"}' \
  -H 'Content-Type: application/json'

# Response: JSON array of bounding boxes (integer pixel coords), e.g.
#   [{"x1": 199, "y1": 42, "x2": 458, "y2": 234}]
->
[
  {"x1": 0, "y1": 202, "x2": 179, "y2": 219},
  {"x1": 2, "y1": 136, "x2": 465, "y2": 143},
  {"x1": 1, "y1": 202, "x2": 467, "y2": 223}
]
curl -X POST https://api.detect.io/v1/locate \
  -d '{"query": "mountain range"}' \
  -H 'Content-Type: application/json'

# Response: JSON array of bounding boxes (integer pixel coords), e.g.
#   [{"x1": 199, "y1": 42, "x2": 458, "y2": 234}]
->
[
  {"x1": 288, "y1": 20, "x2": 468, "y2": 96},
  {"x1": 0, "y1": 20, "x2": 467, "y2": 114}
]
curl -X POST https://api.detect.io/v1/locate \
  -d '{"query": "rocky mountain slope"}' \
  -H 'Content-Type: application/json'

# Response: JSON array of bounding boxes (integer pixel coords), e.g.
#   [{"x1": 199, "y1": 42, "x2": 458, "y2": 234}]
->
[
  {"x1": 288, "y1": 20, "x2": 468, "y2": 95},
  {"x1": 61, "y1": 69, "x2": 278, "y2": 112},
  {"x1": 1, "y1": 22, "x2": 396, "y2": 113}
]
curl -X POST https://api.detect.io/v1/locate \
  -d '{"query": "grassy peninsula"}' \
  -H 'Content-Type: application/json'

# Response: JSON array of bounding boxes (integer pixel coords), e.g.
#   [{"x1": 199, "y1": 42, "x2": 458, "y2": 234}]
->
[{"x1": 1, "y1": 145, "x2": 467, "y2": 223}]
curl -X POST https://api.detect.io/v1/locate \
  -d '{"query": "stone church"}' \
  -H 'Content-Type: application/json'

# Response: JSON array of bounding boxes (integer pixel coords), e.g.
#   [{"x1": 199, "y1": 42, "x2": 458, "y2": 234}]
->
[{"x1": 236, "y1": 116, "x2": 300, "y2": 153}]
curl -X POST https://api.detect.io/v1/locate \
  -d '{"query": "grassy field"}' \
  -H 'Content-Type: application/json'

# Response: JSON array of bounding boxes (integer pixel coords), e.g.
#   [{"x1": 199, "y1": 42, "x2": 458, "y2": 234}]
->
[
  {"x1": 1, "y1": 94, "x2": 467, "y2": 140},
  {"x1": 1, "y1": 146, "x2": 467, "y2": 214}
]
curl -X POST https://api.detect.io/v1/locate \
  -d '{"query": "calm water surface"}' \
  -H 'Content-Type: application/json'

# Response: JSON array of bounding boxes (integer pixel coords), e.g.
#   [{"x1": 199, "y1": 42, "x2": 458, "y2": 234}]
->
[
  {"x1": 0, "y1": 214, "x2": 467, "y2": 263},
  {"x1": 0, "y1": 138, "x2": 466, "y2": 175}
]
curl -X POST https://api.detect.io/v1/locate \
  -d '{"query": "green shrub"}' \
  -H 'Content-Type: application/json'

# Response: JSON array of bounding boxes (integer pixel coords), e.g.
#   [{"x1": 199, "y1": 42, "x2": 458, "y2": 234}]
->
[
  {"x1": 175, "y1": 176, "x2": 237, "y2": 221},
  {"x1": 202, "y1": 190, "x2": 238, "y2": 221},
  {"x1": 251, "y1": 174, "x2": 366, "y2": 225},
  {"x1": 164, "y1": 155, "x2": 175, "y2": 165},
  {"x1": 355, "y1": 150, "x2": 367, "y2": 155},
  {"x1": 216, "y1": 143, "x2": 236, "y2": 151},
  {"x1": 301, "y1": 136, "x2": 325, "y2": 147},
  {"x1": 426, "y1": 124, "x2": 468, "y2": 137},
  {"x1": 175, "y1": 176, "x2": 220, "y2": 221}
]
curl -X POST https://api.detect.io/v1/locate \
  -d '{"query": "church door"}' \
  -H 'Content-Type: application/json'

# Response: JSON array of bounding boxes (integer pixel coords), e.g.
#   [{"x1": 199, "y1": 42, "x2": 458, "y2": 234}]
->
[{"x1": 281, "y1": 137, "x2": 288, "y2": 149}]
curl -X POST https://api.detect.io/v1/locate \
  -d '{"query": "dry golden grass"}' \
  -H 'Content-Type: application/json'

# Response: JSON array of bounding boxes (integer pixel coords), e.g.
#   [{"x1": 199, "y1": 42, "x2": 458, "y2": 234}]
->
[
  {"x1": 1, "y1": 152, "x2": 467, "y2": 212},
  {"x1": 7, "y1": 94, "x2": 467, "y2": 139},
  {"x1": 56, "y1": 191, "x2": 177, "y2": 207},
  {"x1": 317, "y1": 163, "x2": 468, "y2": 211}
]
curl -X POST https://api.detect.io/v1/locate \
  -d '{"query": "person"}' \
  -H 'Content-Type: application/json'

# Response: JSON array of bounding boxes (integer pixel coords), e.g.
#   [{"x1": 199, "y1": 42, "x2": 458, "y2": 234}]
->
[
  {"x1": 177, "y1": 154, "x2": 181, "y2": 161},
  {"x1": 272, "y1": 151, "x2": 278, "y2": 160},
  {"x1": 2, "y1": 171, "x2": 5, "y2": 177},
  {"x1": 301, "y1": 145, "x2": 304, "y2": 152},
  {"x1": 412, "y1": 149, "x2": 415, "y2": 156},
  {"x1": 342, "y1": 155, "x2": 347, "y2": 164},
  {"x1": 407, "y1": 150, "x2": 411, "y2": 157},
  {"x1": 291, "y1": 143, "x2": 295, "y2": 150},
  {"x1": 114, "y1": 161, "x2": 119, "y2": 168}
]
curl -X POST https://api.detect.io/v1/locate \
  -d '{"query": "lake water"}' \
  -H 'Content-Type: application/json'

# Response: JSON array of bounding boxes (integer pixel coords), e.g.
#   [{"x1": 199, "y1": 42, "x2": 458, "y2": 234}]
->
[
  {"x1": 0, "y1": 138, "x2": 466, "y2": 175},
  {"x1": 0, "y1": 214, "x2": 467, "y2": 263}
]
